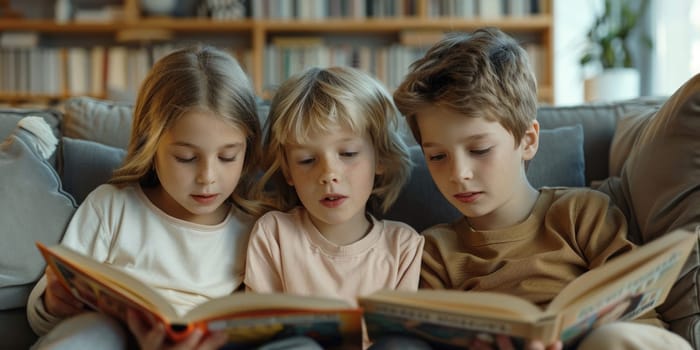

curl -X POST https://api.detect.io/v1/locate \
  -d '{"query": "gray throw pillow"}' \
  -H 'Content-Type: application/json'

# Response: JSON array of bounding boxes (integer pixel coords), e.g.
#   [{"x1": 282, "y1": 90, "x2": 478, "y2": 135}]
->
[
  {"x1": 0, "y1": 109, "x2": 61, "y2": 141},
  {"x1": 527, "y1": 124, "x2": 586, "y2": 188},
  {"x1": 60, "y1": 137, "x2": 127, "y2": 205},
  {"x1": 0, "y1": 121, "x2": 76, "y2": 310},
  {"x1": 63, "y1": 96, "x2": 133, "y2": 149}
]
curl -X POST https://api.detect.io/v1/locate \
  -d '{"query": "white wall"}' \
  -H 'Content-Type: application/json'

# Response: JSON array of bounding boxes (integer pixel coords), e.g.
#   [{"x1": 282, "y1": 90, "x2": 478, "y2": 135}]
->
[
  {"x1": 552, "y1": 0, "x2": 598, "y2": 105},
  {"x1": 649, "y1": 0, "x2": 700, "y2": 96}
]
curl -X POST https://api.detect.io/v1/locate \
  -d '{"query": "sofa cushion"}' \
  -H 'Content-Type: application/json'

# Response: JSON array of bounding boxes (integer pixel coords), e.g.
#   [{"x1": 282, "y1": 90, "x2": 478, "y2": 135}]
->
[
  {"x1": 602, "y1": 74, "x2": 700, "y2": 347},
  {"x1": 62, "y1": 96, "x2": 272, "y2": 149},
  {"x1": 536, "y1": 98, "x2": 663, "y2": 186},
  {"x1": 527, "y1": 124, "x2": 585, "y2": 188},
  {"x1": 1, "y1": 108, "x2": 63, "y2": 168},
  {"x1": 618, "y1": 75, "x2": 700, "y2": 243},
  {"x1": 608, "y1": 108, "x2": 656, "y2": 177},
  {"x1": 0, "y1": 118, "x2": 76, "y2": 310},
  {"x1": 1, "y1": 109, "x2": 62, "y2": 139},
  {"x1": 60, "y1": 137, "x2": 127, "y2": 204},
  {"x1": 63, "y1": 96, "x2": 133, "y2": 149}
]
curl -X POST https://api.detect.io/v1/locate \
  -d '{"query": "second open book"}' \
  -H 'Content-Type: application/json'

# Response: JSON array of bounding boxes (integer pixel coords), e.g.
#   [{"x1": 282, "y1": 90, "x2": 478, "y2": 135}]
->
[{"x1": 359, "y1": 228, "x2": 697, "y2": 347}]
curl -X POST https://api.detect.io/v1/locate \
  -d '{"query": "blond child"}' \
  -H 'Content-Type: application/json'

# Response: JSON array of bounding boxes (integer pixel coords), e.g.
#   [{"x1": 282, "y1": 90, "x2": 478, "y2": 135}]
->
[
  {"x1": 390, "y1": 27, "x2": 692, "y2": 350},
  {"x1": 26, "y1": 46, "x2": 264, "y2": 350},
  {"x1": 244, "y1": 66, "x2": 425, "y2": 349}
]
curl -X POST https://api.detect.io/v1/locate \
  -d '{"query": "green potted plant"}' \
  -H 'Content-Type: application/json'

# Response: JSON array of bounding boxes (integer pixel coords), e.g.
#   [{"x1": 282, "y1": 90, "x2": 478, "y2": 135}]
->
[{"x1": 580, "y1": 0, "x2": 652, "y2": 102}]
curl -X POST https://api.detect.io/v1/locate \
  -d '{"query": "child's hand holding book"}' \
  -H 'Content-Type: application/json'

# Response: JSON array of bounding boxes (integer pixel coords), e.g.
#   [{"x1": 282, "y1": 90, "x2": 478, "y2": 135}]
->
[
  {"x1": 43, "y1": 266, "x2": 85, "y2": 318},
  {"x1": 126, "y1": 308, "x2": 228, "y2": 350}
]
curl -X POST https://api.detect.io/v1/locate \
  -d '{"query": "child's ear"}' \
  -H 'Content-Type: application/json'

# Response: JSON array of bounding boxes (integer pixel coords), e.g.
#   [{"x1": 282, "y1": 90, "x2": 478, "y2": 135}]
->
[{"x1": 521, "y1": 120, "x2": 539, "y2": 161}]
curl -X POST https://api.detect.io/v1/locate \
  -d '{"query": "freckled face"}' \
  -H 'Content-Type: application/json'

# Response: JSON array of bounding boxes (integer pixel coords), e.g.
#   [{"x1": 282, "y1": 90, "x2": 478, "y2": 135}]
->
[{"x1": 150, "y1": 110, "x2": 247, "y2": 225}]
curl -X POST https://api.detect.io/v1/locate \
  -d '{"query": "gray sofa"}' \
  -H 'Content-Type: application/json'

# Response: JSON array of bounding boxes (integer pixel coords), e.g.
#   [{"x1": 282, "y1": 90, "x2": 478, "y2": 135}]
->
[{"x1": 0, "y1": 93, "x2": 696, "y2": 349}]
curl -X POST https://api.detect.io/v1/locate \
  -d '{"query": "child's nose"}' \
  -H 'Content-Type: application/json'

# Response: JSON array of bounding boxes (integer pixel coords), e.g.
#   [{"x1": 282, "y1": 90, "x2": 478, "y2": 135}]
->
[
  {"x1": 450, "y1": 156, "x2": 474, "y2": 182},
  {"x1": 196, "y1": 161, "x2": 216, "y2": 184},
  {"x1": 318, "y1": 158, "x2": 340, "y2": 185}
]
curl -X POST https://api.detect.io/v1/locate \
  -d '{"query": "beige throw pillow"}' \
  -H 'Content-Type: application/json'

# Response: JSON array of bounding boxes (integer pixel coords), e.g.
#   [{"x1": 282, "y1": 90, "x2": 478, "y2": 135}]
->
[{"x1": 613, "y1": 74, "x2": 700, "y2": 345}]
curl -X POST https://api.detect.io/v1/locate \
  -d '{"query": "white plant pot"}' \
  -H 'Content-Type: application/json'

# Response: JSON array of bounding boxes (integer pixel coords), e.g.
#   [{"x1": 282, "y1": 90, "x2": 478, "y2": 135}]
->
[{"x1": 585, "y1": 68, "x2": 641, "y2": 102}]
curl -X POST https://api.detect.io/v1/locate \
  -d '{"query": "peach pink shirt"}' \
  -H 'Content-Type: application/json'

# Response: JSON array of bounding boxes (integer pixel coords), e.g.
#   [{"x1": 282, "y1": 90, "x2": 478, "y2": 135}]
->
[{"x1": 244, "y1": 207, "x2": 425, "y2": 305}]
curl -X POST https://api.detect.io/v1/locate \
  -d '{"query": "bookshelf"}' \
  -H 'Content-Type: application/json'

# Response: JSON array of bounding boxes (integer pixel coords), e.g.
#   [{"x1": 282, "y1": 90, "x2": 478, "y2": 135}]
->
[{"x1": 0, "y1": 0, "x2": 553, "y2": 105}]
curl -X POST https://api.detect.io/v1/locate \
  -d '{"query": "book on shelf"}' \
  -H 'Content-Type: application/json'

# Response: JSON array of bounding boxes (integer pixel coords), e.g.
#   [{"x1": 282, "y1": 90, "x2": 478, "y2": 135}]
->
[
  {"x1": 37, "y1": 243, "x2": 362, "y2": 349},
  {"x1": 271, "y1": 36, "x2": 324, "y2": 48},
  {"x1": 359, "y1": 229, "x2": 696, "y2": 349},
  {"x1": 0, "y1": 32, "x2": 39, "y2": 48}
]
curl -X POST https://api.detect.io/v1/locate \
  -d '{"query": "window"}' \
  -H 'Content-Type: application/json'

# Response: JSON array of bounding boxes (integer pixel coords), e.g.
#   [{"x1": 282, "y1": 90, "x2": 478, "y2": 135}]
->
[{"x1": 649, "y1": 0, "x2": 700, "y2": 95}]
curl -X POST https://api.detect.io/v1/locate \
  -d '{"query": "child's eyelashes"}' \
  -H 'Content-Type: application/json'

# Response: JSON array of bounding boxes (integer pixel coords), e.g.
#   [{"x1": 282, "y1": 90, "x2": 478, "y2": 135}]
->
[
  {"x1": 173, "y1": 155, "x2": 238, "y2": 163},
  {"x1": 340, "y1": 151, "x2": 358, "y2": 158},
  {"x1": 219, "y1": 156, "x2": 238, "y2": 162},
  {"x1": 425, "y1": 147, "x2": 492, "y2": 161},
  {"x1": 297, "y1": 158, "x2": 314, "y2": 165},
  {"x1": 470, "y1": 147, "x2": 492, "y2": 155},
  {"x1": 427, "y1": 153, "x2": 446, "y2": 162},
  {"x1": 175, "y1": 156, "x2": 196, "y2": 163},
  {"x1": 292, "y1": 151, "x2": 359, "y2": 165}
]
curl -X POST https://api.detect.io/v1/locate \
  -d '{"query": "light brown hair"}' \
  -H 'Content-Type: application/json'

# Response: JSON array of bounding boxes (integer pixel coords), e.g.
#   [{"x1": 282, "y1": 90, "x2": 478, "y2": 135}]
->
[
  {"x1": 393, "y1": 27, "x2": 538, "y2": 145},
  {"x1": 110, "y1": 45, "x2": 265, "y2": 216}
]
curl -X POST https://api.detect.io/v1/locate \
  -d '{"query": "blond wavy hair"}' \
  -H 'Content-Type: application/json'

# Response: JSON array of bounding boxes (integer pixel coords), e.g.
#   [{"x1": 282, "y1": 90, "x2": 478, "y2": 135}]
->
[{"x1": 256, "y1": 66, "x2": 411, "y2": 214}]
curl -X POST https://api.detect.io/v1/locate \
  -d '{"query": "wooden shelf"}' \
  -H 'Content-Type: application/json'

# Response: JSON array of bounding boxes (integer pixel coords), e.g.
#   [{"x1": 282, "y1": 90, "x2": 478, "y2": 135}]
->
[
  {"x1": 0, "y1": 18, "x2": 255, "y2": 33},
  {"x1": 260, "y1": 15, "x2": 551, "y2": 32},
  {"x1": 0, "y1": 16, "x2": 550, "y2": 33},
  {"x1": 0, "y1": 0, "x2": 554, "y2": 104}
]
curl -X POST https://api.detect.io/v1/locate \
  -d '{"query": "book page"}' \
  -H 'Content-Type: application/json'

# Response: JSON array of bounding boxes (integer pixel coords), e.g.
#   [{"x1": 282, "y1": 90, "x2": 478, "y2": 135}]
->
[
  {"x1": 185, "y1": 293, "x2": 362, "y2": 349},
  {"x1": 547, "y1": 229, "x2": 696, "y2": 343},
  {"x1": 37, "y1": 243, "x2": 178, "y2": 321},
  {"x1": 205, "y1": 307, "x2": 363, "y2": 349},
  {"x1": 361, "y1": 289, "x2": 544, "y2": 322},
  {"x1": 547, "y1": 229, "x2": 695, "y2": 312},
  {"x1": 360, "y1": 290, "x2": 554, "y2": 346},
  {"x1": 184, "y1": 292, "x2": 356, "y2": 321}
]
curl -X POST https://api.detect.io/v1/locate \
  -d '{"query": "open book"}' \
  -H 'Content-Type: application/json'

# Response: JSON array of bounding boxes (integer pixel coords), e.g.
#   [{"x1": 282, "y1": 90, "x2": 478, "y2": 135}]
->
[
  {"x1": 359, "y1": 229, "x2": 697, "y2": 348},
  {"x1": 37, "y1": 243, "x2": 362, "y2": 349}
]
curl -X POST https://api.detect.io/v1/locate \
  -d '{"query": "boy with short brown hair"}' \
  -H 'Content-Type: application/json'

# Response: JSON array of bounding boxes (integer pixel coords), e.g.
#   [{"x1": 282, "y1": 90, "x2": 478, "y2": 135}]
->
[{"x1": 391, "y1": 27, "x2": 691, "y2": 350}]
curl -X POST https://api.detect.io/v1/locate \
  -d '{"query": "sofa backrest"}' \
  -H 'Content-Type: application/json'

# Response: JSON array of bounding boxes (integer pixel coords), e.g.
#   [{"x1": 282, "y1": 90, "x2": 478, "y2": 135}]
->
[{"x1": 536, "y1": 96, "x2": 665, "y2": 186}]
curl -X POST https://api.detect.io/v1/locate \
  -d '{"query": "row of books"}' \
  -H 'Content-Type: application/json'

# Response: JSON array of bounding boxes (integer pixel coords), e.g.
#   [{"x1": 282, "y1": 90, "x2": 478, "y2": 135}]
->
[
  {"x1": 262, "y1": 38, "x2": 546, "y2": 94},
  {"x1": 427, "y1": 0, "x2": 545, "y2": 18},
  {"x1": 0, "y1": 40, "x2": 544, "y2": 101},
  {"x1": 263, "y1": 44, "x2": 425, "y2": 94},
  {"x1": 250, "y1": 0, "x2": 547, "y2": 19},
  {"x1": 0, "y1": 45, "x2": 251, "y2": 102}
]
